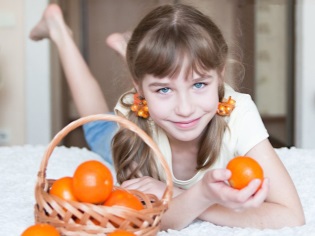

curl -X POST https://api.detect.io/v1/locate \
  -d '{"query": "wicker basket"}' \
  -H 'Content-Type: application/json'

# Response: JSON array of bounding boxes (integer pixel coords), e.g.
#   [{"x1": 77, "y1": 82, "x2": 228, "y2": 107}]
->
[{"x1": 34, "y1": 114, "x2": 173, "y2": 236}]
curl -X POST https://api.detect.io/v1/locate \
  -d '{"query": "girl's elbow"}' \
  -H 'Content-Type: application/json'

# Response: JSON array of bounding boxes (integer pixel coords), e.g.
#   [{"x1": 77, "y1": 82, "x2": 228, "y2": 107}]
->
[
  {"x1": 287, "y1": 210, "x2": 305, "y2": 227},
  {"x1": 295, "y1": 207, "x2": 306, "y2": 227},
  {"x1": 294, "y1": 214, "x2": 306, "y2": 227}
]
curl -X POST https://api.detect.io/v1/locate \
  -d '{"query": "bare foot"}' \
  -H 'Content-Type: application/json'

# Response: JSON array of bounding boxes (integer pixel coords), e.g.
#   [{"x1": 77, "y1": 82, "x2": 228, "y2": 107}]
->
[
  {"x1": 29, "y1": 4, "x2": 71, "y2": 41},
  {"x1": 106, "y1": 32, "x2": 131, "y2": 59}
]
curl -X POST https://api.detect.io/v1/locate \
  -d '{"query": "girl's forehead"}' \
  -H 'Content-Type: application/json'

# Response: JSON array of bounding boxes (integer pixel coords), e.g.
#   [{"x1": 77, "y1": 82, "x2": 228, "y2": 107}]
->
[
  {"x1": 144, "y1": 67, "x2": 216, "y2": 82},
  {"x1": 159, "y1": 54, "x2": 215, "y2": 79}
]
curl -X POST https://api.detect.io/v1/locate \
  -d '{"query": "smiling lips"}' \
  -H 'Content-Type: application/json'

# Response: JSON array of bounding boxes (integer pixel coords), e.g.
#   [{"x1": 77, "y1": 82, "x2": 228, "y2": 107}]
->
[{"x1": 173, "y1": 118, "x2": 200, "y2": 129}]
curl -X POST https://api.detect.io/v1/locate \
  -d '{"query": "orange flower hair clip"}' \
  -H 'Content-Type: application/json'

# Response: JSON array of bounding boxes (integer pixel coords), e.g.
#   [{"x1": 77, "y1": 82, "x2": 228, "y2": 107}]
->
[
  {"x1": 131, "y1": 93, "x2": 150, "y2": 118},
  {"x1": 217, "y1": 96, "x2": 236, "y2": 116}
]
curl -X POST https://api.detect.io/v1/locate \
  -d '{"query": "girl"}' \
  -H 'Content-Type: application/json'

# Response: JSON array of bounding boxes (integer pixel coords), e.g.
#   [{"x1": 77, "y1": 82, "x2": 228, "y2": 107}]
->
[{"x1": 30, "y1": 3, "x2": 304, "y2": 230}]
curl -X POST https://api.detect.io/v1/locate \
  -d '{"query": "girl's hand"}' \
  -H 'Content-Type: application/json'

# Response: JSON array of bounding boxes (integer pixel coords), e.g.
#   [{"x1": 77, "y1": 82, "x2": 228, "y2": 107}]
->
[
  {"x1": 201, "y1": 169, "x2": 269, "y2": 211},
  {"x1": 121, "y1": 176, "x2": 184, "y2": 199}
]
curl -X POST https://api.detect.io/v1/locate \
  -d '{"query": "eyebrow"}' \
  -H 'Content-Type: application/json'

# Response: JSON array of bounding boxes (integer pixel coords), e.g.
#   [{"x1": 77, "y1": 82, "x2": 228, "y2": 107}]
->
[
  {"x1": 148, "y1": 82, "x2": 170, "y2": 88},
  {"x1": 192, "y1": 75, "x2": 213, "y2": 82},
  {"x1": 148, "y1": 75, "x2": 213, "y2": 87}
]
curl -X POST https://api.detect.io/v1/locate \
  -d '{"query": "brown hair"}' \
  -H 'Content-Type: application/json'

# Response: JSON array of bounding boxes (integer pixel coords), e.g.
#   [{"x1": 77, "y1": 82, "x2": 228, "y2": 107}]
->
[{"x1": 112, "y1": 4, "x2": 230, "y2": 184}]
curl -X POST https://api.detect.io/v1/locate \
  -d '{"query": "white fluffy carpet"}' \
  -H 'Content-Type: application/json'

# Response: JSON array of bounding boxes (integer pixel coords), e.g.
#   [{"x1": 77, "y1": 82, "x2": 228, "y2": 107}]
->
[{"x1": 0, "y1": 145, "x2": 314, "y2": 235}]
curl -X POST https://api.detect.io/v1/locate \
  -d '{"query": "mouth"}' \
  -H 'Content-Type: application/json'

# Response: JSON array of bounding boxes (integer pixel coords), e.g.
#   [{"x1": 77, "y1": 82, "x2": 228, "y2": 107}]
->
[{"x1": 173, "y1": 118, "x2": 200, "y2": 129}]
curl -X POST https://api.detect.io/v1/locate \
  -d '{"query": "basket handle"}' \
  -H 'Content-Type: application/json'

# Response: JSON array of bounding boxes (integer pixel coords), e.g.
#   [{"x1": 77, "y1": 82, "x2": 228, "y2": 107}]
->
[{"x1": 37, "y1": 114, "x2": 173, "y2": 204}]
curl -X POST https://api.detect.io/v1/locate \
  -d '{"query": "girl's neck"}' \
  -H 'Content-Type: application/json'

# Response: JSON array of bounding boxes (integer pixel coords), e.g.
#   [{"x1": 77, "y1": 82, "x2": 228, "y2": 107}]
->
[
  {"x1": 168, "y1": 136, "x2": 200, "y2": 152},
  {"x1": 168, "y1": 136, "x2": 200, "y2": 180}
]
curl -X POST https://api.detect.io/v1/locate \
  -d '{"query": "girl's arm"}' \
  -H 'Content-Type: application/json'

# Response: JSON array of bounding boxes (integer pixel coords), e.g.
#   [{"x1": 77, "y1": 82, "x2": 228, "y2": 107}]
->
[
  {"x1": 122, "y1": 166, "x2": 268, "y2": 230},
  {"x1": 123, "y1": 139, "x2": 305, "y2": 230},
  {"x1": 160, "y1": 167, "x2": 268, "y2": 230},
  {"x1": 197, "y1": 139, "x2": 305, "y2": 229},
  {"x1": 30, "y1": 4, "x2": 108, "y2": 117}
]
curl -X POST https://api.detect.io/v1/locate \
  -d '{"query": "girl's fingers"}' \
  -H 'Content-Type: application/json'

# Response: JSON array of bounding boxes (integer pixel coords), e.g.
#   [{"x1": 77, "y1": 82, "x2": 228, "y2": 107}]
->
[
  {"x1": 246, "y1": 178, "x2": 262, "y2": 193},
  {"x1": 252, "y1": 178, "x2": 269, "y2": 203},
  {"x1": 204, "y1": 169, "x2": 231, "y2": 184},
  {"x1": 233, "y1": 179, "x2": 261, "y2": 203},
  {"x1": 234, "y1": 178, "x2": 269, "y2": 209}
]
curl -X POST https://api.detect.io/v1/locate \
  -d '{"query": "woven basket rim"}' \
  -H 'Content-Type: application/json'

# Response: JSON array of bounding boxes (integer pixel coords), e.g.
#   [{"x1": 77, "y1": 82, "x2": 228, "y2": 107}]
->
[{"x1": 36, "y1": 113, "x2": 173, "y2": 206}]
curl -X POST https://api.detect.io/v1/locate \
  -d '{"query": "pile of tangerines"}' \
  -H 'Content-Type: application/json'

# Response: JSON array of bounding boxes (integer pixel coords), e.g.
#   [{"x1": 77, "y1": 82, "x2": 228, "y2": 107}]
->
[{"x1": 22, "y1": 160, "x2": 142, "y2": 236}]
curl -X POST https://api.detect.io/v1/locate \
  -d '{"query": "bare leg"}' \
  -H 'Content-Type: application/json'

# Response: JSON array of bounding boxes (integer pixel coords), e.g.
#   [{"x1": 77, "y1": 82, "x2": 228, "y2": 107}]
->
[
  {"x1": 30, "y1": 4, "x2": 109, "y2": 117},
  {"x1": 106, "y1": 31, "x2": 131, "y2": 61}
]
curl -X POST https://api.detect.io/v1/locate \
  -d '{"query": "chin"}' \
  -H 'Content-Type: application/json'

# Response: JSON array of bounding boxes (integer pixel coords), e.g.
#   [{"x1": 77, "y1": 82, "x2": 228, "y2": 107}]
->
[{"x1": 167, "y1": 130, "x2": 203, "y2": 143}]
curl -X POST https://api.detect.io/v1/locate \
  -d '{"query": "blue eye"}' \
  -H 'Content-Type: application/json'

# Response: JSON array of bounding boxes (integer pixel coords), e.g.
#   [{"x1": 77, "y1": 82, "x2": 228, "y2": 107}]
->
[
  {"x1": 194, "y1": 82, "x2": 205, "y2": 89},
  {"x1": 158, "y1": 87, "x2": 171, "y2": 94}
]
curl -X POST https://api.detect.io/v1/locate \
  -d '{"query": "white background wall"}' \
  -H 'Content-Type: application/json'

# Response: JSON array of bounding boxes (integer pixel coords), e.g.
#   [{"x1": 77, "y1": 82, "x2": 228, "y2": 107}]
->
[
  {"x1": 25, "y1": 0, "x2": 51, "y2": 145},
  {"x1": 0, "y1": 0, "x2": 26, "y2": 145},
  {"x1": 0, "y1": 0, "x2": 51, "y2": 146}
]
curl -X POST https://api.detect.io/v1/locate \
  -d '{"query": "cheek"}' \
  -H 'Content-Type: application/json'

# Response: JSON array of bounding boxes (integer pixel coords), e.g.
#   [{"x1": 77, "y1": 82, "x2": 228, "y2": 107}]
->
[
  {"x1": 146, "y1": 98, "x2": 170, "y2": 119},
  {"x1": 199, "y1": 92, "x2": 219, "y2": 113}
]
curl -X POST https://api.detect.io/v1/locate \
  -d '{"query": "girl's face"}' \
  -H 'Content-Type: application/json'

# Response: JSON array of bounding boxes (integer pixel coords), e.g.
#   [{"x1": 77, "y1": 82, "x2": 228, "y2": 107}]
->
[{"x1": 140, "y1": 59, "x2": 221, "y2": 143}]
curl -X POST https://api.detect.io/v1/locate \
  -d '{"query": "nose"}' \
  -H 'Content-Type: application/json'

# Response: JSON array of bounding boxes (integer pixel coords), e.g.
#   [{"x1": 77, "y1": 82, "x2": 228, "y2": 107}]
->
[{"x1": 174, "y1": 93, "x2": 195, "y2": 117}]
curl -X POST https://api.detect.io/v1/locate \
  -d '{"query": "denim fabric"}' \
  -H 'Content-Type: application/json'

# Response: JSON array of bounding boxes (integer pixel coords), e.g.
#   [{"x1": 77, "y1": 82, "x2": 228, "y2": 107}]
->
[{"x1": 82, "y1": 113, "x2": 118, "y2": 164}]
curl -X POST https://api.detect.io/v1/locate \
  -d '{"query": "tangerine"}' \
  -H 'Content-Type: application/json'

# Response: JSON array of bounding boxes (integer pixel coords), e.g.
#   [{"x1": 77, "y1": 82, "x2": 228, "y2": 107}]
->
[
  {"x1": 49, "y1": 176, "x2": 78, "y2": 201},
  {"x1": 107, "y1": 230, "x2": 135, "y2": 236},
  {"x1": 104, "y1": 189, "x2": 144, "y2": 210},
  {"x1": 21, "y1": 223, "x2": 60, "y2": 236},
  {"x1": 72, "y1": 160, "x2": 113, "y2": 203},
  {"x1": 226, "y1": 156, "x2": 264, "y2": 190}
]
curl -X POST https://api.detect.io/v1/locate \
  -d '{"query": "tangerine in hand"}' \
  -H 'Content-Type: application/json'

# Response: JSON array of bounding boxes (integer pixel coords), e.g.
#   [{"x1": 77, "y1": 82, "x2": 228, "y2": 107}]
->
[{"x1": 226, "y1": 156, "x2": 264, "y2": 190}]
